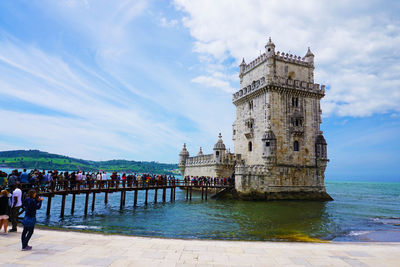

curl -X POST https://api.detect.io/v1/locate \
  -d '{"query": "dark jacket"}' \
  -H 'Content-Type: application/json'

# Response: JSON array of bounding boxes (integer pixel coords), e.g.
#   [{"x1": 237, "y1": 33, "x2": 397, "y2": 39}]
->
[
  {"x1": 23, "y1": 197, "x2": 42, "y2": 218},
  {"x1": 0, "y1": 195, "x2": 9, "y2": 216}
]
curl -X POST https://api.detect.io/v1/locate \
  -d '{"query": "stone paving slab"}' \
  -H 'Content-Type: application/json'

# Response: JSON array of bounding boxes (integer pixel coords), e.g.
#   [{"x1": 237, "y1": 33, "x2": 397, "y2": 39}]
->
[{"x1": 0, "y1": 229, "x2": 400, "y2": 266}]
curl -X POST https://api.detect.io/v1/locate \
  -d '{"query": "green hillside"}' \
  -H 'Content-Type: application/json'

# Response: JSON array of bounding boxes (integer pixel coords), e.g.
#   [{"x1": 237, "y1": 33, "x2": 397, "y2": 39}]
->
[{"x1": 0, "y1": 150, "x2": 178, "y2": 175}]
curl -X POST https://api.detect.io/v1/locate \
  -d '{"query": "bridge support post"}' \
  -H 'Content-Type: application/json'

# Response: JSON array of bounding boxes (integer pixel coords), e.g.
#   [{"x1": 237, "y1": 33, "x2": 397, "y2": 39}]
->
[
  {"x1": 154, "y1": 188, "x2": 158, "y2": 203},
  {"x1": 71, "y1": 194, "x2": 76, "y2": 215},
  {"x1": 145, "y1": 189, "x2": 148, "y2": 205},
  {"x1": 201, "y1": 187, "x2": 204, "y2": 200},
  {"x1": 60, "y1": 194, "x2": 66, "y2": 218},
  {"x1": 170, "y1": 187, "x2": 173, "y2": 202},
  {"x1": 84, "y1": 192, "x2": 89, "y2": 215},
  {"x1": 120, "y1": 191, "x2": 124, "y2": 209},
  {"x1": 134, "y1": 189, "x2": 138, "y2": 207},
  {"x1": 186, "y1": 187, "x2": 189, "y2": 200},
  {"x1": 162, "y1": 187, "x2": 166, "y2": 202},
  {"x1": 46, "y1": 196, "x2": 52, "y2": 216},
  {"x1": 91, "y1": 192, "x2": 96, "y2": 211},
  {"x1": 105, "y1": 191, "x2": 108, "y2": 204},
  {"x1": 205, "y1": 186, "x2": 208, "y2": 200},
  {"x1": 189, "y1": 187, "x2": 192, "y2": 201}
]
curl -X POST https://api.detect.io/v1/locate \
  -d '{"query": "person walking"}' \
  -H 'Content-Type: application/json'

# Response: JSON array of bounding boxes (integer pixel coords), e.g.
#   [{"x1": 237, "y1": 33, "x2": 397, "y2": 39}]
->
[
  {"x1": 9, "y1": 183, "x2": 22, "y2": 232},
  {"x1": 21, "y1": 189, "x2": 42, "y2": 251},
  {"x1": 0, "y1": 189, "x2": 10, "y2": 234}
]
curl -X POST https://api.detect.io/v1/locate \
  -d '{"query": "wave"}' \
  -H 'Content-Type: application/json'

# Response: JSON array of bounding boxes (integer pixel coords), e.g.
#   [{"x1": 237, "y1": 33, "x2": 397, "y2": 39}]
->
[
  {"x1": 65, "y1": 225, "x2": 101, "y2": 230},
  {"x1": 348, "y1": 231, "x2": 371, "y2": 236},
  {"x1": 372, "y1": 217, "x2": 400, "y2": 225}
]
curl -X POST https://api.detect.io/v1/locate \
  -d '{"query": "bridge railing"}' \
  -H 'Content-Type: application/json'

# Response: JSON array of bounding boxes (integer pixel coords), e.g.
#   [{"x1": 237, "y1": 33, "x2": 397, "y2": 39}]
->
[{"x1": 17, "y1": 178, "x2": 234, "y2": 194}]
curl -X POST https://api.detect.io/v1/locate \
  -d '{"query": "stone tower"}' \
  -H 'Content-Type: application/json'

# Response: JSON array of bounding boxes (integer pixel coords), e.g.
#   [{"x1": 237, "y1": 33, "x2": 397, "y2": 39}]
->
[
  {"x1": 179, "y1": 37, "x2": 331, "y2": 200},
  {"x1": 232, "y1": 37, "x2": 331, "y2": 200}
]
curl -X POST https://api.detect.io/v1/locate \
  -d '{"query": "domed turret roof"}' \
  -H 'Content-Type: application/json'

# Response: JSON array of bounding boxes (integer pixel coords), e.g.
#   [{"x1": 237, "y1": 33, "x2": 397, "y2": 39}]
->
[
  {"x1": 265, "y1": 37, "x2": 275, "y2": 47},
  {"x1": 316, "y1": 134, "x2": 327, "y2": 145},
  {"x1": 179, "y1": 143, "x2": 189, "y2": 156},
  {"x1": 262, "y1": 130, "x2": 276, "y2": 140},
  {"x1": 213, "y1": 133, "x2": 226, "y2": 150},
  {"x1": 197, "y1": 147, "x2": 203, "y2": 156},
  {"x1": 305, "y1": 47, "x2": 314, "y2": 57}
]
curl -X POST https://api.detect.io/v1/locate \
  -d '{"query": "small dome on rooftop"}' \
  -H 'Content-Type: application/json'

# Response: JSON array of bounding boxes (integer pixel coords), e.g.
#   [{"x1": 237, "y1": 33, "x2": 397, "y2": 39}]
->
[{"x1": 213, "y1": 133, "x2": 226, "y2": 150}]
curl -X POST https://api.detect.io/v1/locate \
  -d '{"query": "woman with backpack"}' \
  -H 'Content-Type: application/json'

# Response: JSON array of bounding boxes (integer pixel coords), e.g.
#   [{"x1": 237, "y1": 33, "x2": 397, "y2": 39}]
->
[{"x1": 21, "y1": 189, "x2": 42, "y2": 251}]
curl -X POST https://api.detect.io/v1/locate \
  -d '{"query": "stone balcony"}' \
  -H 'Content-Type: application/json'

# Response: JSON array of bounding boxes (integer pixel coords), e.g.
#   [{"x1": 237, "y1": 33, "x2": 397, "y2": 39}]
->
[
  {"x1": 290, "y1": 126, "x2": 304, "y2": 136},
  {"x1": 233, "y1": 76, "x2": 325, "y2": 104}
]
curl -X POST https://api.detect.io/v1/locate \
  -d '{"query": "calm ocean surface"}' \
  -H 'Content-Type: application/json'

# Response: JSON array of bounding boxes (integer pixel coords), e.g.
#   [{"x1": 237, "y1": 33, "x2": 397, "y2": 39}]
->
[{"x1": 2, "y1": 169, "x2": 400, "y2": 242}]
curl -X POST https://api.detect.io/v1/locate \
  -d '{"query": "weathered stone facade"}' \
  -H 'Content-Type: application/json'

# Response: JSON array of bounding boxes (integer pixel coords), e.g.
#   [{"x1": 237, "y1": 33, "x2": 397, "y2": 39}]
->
[
  {"x1": 179, "y1": 37, "x2": 331, "y2": 200},
  {"x1": 178, "y1": 135, "x2": 236, "y2": 179}
]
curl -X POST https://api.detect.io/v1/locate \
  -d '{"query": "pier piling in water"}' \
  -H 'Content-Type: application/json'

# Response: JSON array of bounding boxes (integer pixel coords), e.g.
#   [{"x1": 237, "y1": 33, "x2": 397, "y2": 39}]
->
[
  {"x1": 92, "y1": 192, "x2": 96, "y2": 211},
  {"x1": 134, "y1": 189, "x2": 138, "y2": 206},
  {"x1": 84, "y1": 192, "x2": 89, "y2": 215},
  {"x1": 46, "y1": 196, "x2": 52, "y2": 216},
  {"x1": 60, "y1": 194, "x2": 66, "y2": 217},
  {"x1": 71, "y1": 194, "x2": 76, "y2": 215},
  {"x1": 162, "y1": 187, "x2": 166, "y2": 202}
]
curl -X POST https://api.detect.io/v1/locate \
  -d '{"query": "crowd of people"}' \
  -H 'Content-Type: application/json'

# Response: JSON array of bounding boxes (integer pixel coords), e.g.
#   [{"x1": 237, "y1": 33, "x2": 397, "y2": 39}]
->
[
  {"x1": 0, "y1": 169, "x2": 177, "y2": 191},
  {"x1": 183, "y1": 176, "x2": 235, "y2": 186}
]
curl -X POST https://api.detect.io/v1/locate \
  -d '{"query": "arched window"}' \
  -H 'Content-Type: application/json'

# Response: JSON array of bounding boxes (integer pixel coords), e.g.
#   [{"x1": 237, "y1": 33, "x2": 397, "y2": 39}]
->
[
  {"x1": 265, "y1": 142, "x2": 270, "y2": 147},
  {"x1": 294, "y1": 141, "x2": 299, "y2": 151},
  {"x1": 248, "y1": 141, "x2": 253, "y2": 152},
  {"x1": 216, "y1": 151, "x2": 219, "y2": 157}
]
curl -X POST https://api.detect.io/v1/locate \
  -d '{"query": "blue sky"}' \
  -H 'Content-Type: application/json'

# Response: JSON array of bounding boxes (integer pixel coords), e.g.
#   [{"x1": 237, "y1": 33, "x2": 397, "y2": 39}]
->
[{"x1": 0, "y1": 0, "x2": 399, "y2": 182}]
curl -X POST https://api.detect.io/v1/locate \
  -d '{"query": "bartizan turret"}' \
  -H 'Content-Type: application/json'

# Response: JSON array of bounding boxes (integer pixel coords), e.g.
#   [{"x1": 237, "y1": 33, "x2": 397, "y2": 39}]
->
[
  {"x1": 261, "y1": 129, "x2": 277, "y2": 167},
  {"x1": 213, "y1": 133, "x2": 226, "y2": 164},
  {"x1": 178, "y1": 143, "x2": 189, "y2": 176}
]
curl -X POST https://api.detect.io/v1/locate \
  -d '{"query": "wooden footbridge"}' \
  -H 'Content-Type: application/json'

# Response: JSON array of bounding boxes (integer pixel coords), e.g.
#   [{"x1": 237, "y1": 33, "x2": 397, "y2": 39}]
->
[{"x1": 24, "y1": 180, "x2": 234, "y2": 217}]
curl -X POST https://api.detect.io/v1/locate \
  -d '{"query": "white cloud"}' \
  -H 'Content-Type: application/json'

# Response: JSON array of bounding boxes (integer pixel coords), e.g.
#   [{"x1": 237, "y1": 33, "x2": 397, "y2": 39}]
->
[
  {"x1": 174, "y1": 0, "x2": 400, "y2": 117},
  {"x1": 160, "y1": 17, "x2": 178, "y2": 28},
  {"x1": 192, "y1": 71, "x2": 235, "y2": 93}
]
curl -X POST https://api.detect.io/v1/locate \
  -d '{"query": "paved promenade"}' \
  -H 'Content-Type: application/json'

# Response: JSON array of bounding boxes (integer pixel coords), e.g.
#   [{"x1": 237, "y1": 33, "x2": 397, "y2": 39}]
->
[{"x1": 1, "y1": 229, "x2": 399, "y2": 267}]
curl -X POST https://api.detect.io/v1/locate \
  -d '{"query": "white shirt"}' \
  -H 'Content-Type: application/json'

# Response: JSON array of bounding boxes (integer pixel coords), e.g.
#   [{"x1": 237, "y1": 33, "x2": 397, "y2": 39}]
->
[
  {"x1": 77, "y1": 173, "x2": 82, "y2": 181},
  {"x1": 12, "y1": 188, "x2": 22, "y2": 207},
  {"x1": 102, "y1": 173, "x2": 107, "y2": 181},
  {"x1": 96, "y1": 174, "x2": 101, "y2": 180}
]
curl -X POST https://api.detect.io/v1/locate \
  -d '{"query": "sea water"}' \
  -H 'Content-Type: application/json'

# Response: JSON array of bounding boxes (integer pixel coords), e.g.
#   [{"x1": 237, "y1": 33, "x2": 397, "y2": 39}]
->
[{"x1": 2, "y1": 168, "x2": 400, "y2": 241}]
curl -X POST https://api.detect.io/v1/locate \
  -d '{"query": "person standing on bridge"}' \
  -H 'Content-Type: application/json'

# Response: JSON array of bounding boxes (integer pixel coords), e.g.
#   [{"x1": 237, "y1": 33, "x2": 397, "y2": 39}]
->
[{"x1": 21, "y1": 189, "x2": 42, "y2": 251}]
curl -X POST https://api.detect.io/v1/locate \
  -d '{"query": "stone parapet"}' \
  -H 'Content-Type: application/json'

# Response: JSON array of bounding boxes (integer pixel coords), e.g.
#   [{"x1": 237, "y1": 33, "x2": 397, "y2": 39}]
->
[
  {"x1": 185, "y1": 154, "x2": 215, "y2": 166},
  {"x1": 232, "y1": 76, "x2": 325, "y2": 104},
  {"x1": 241, "y1": 52, "x2": 312, "y2": 76}
]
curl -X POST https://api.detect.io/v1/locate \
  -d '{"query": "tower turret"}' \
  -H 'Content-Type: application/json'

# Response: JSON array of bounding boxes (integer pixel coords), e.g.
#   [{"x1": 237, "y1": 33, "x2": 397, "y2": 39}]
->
[
  {"x1": 178, "y1": 143, "x2": 190, "y2": 175},
  {"x1": 197, "y1": 147, "x2": 203, "y2": 156},
  {"x1": 261, "y1": 129, "x2": 277, "y2": 166},
  {"x1": 315, "y1": 134, "x2": 327, "y2": 160},
  {"x1": 213, "y1": 133, "x2": 226, "y2": 164},
  {"x1": 304, "y1": 47, "x2": 314, "y2": 64},
  {"x1": 265, "y1": 37, "x2": 275, "y2": 57},
  {"x1": 239, "y1": 58, "x2": 246, "y2": 74}
]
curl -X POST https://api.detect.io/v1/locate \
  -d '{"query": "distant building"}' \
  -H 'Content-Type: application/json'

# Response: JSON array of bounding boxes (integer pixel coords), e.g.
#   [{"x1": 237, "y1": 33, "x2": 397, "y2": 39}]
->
[{"x1": 179, "y1": 38, "x2": 331, "y2": 200}]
